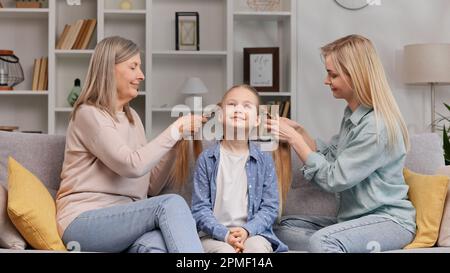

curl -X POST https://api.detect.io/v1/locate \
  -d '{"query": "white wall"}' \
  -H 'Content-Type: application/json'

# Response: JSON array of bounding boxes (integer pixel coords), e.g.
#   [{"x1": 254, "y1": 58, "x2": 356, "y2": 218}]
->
[{"x1": 297, "y1": 0, "x2": 450, "y2": 141}]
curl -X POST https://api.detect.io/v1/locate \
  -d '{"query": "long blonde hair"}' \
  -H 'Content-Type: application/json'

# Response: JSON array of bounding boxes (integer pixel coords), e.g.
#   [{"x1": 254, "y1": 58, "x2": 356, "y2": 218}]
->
[
  {"x1": 173, "y1": 84, "x2": 292, "y2": 213},
  {"x1": 321, "y1": 34, "x2": 409, "y2": 151},
  {"x1": 71, "y1": 36, "x2": 140, "y2": 124}
]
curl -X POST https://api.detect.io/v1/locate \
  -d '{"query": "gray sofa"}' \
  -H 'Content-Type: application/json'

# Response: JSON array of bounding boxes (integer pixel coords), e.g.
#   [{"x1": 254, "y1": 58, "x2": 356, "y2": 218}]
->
[{"x1": 0, "y1": 131, "x2": 449, "y2": 253}]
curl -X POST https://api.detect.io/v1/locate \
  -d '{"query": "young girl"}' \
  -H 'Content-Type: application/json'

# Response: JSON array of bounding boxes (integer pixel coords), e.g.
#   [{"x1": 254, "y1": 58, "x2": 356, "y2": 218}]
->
[
  {"x1": 191, "y1": 84, "x2": 288, "y2": 253},
  {"x1": 269, "y1": 35, "x2": 416, "y2": 253}
]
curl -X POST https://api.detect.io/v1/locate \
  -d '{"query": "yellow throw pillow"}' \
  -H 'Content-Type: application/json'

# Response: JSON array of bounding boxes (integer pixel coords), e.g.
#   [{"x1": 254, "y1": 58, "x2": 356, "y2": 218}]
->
[
  {"x1": 7, "y1": 157, "x2": 66, "y2": 251},
  {"x1": 403, "y1": 168, "x2": 449, "y2": 249}
]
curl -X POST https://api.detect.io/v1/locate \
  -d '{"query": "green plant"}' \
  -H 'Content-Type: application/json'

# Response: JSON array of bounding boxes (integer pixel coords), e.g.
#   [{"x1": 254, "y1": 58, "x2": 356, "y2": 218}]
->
[
  {"x1": 443, "y1": 124, "x2": 450, "y2": 165},
  {"x1": 435, "y1": 103, "x2": 450, "y2": 165}
]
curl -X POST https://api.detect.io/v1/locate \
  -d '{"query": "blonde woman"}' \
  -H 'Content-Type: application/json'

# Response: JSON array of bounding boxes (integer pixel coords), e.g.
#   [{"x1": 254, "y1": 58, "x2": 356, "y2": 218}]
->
[
  {"x1": 56, "y1": 36, "x2": 204, "y2": 253},
  {"x1": 269, "y1": 35, "x2": 416, "y2": 253}
]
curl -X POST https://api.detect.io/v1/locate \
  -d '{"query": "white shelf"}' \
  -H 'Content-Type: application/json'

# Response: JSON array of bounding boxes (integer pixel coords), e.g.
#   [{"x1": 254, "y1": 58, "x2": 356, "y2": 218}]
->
[
  {"x1": 0, "y1": 91, "x2": 48, "y2": 95},
  {"x1": 152, "y1": 108, "x2": 175, "y2": 113},
  {"x1": 152, "y1": 106, "x2": 191, "y2": 113},
  {"x1": 55, "y1": 107, "x2": 73, "y2": 113},
  {"x1": 104, "y1": 9, "x2": 146, "y2": 19},
  {"x1": 152, "y1": 51, "x2": 228, "y2": 58},
  {"x1": 1, "y1": 0, "x2": 297, "y2": 136},
  {"x1": 259, "y1": 92, "x2": 292, "y2": 97},
  {"x1": 55, "y1": 50, "x2": 95, "y2": 57},
  {"x1": 0, "y1": 8, "x2": 49, "y2": 18},
  {"x1": 234, "y1": 11, "x2": 291, "y2": 21}
]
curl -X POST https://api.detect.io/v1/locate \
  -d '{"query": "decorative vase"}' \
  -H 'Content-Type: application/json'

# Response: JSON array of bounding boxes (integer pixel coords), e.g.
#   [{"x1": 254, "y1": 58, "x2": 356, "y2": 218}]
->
[{"x1": 67, "y1": 78, "x2": 82, "y2": 107}]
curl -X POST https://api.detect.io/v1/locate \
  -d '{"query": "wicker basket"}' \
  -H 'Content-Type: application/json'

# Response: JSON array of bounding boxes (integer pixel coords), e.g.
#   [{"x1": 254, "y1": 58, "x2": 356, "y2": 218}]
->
[{"x1": 246, "y1": 0, "x2": 281, "y2": 11}]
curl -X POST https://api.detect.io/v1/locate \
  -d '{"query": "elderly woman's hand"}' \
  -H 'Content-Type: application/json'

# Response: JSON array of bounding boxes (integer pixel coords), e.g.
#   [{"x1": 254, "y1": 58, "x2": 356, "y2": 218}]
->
[{"x1": 171, "y1": 114, "x2": 207, "y2": 140}]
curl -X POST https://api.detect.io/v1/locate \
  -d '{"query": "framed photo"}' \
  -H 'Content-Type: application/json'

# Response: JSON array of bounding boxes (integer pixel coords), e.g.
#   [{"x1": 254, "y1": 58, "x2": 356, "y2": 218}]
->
[
  {"x1": 175, "y1": 12, "x2": 199, "y2": 51},
  {"x1": 244, "y1": 47, "x2": 279, "y2": 92}
]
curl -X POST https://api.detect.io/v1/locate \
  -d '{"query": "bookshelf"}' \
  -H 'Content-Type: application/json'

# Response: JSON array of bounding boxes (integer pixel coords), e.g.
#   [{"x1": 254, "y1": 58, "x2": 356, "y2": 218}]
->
[{"x1": 0, "y1": 0, "x2": 297, "y2": 138}]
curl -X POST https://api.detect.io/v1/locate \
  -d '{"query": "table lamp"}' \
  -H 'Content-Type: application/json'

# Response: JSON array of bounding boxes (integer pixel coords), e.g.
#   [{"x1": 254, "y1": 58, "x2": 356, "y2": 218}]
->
[
  {"x1": 180, "y1": 77, "x2": 208, "y2": 110},
  {"x1": 404, "y1": 43, "x2": 450, "y2": 132}
]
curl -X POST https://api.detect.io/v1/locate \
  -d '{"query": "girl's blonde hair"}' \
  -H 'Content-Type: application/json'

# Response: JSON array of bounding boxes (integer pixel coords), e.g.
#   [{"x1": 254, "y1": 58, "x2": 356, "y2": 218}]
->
[
  {"x1": 321, "y1": 34, "x2": 409, "y2": 150},
  {"x1": 71, "y1": 36, "x2": 140, "y2": 124},
  {"x1": 173, "y1": 84, "x2": 292, "y2": 214}
]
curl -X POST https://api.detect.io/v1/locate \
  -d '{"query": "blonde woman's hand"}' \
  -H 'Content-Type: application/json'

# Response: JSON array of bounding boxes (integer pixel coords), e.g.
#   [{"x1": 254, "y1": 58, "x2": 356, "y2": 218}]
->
[
  {"x1": 266, "y1": 117, "x2": 301, "y2": 144},
  {"x1": 171, "y1": 114, "x2": 206, "y2": 140},
  {"x1": 279, "y1": 117, "x2": 303, "y2": 133}
]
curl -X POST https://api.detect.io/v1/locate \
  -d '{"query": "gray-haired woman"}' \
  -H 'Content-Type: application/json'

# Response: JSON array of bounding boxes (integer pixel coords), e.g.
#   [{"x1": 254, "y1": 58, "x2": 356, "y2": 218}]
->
[{"x1": 56, "y1": 36, "x2": 204, "y2": 253}]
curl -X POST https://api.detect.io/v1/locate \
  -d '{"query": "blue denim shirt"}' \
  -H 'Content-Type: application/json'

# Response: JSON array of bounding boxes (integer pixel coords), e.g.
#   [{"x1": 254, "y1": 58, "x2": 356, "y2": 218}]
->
[
  {"x1": 302, "y1": 105, "x2": 416, "y2": 234},
  {"x1": 191, "y1": 141, "x2": 288, "y2": 252}
]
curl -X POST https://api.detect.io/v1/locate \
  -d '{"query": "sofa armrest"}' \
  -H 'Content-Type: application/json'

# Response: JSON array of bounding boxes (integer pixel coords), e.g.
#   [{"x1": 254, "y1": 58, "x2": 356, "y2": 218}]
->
[{"x1": 436, "y1": 166, "x2": 450, "y2": 176}]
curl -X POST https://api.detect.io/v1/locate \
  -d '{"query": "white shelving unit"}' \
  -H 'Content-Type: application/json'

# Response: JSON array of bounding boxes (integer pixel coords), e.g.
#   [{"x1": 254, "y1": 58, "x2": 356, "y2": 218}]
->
[{"x1": 0, "y1": 0, "x2": 297, "y2": 139}]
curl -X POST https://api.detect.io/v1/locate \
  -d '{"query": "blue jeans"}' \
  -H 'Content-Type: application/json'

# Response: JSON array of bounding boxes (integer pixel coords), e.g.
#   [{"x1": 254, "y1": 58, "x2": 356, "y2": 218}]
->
[
  {"x1": 62, "y1": 194, "x2": 203, "y2": 253},
  {"x1": 274, "y1": 215, "x2": 414, "y2": 253}
]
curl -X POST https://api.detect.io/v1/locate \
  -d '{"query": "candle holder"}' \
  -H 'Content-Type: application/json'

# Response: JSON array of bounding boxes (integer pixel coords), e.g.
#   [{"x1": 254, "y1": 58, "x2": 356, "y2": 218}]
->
[{"x1": 0, "y1": 50, "x2": 24, "y2": 91}]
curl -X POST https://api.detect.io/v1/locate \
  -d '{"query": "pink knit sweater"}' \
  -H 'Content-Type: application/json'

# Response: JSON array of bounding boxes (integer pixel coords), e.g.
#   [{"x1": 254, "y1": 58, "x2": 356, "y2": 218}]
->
[{"x1": 56, "y1": 105, "x2": 178, "y2": 236}]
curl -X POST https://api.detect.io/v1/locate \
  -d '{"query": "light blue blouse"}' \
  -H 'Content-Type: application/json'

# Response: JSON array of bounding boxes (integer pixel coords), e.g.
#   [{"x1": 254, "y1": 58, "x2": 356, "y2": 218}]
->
[{"x1": 302, "y1": 105, "x2": 416, "y2": 233}]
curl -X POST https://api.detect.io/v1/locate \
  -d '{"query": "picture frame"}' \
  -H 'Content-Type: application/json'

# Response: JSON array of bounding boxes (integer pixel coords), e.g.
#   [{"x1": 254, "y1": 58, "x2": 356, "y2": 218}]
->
[
  {"x1": 175, "y1": 12, "x2": 200, "y2": 51},
  {"x1": 243, "y1": 47, "x2": 279, "y2": 92}
]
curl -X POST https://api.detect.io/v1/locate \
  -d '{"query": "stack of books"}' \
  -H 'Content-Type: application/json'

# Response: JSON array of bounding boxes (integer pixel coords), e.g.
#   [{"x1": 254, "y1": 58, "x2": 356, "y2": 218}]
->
[
  {"x1": 264, "y1": 101, "x2": 291, "y2": 118},
  {"x1": 31, "y1": 57, "x2": 48, "y2": 91},
  {"x1": 56, "y1": 19, "x2": 97, "y2": 50}
]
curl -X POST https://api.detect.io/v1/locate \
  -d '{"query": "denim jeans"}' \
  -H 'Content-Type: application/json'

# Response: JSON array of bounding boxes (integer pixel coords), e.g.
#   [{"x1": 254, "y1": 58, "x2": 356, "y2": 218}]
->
[
  {"x1": 62, "y1": 194, "x2": 203, "y2": 253},
  {"x1": 274, "y1": 215, "x2": 414, "y2": 253}
]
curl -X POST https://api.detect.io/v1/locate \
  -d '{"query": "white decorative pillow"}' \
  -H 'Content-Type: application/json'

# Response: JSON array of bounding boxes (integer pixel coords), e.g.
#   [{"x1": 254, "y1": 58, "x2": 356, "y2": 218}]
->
[
  {"x1": 0, "y1": 183, "x2": 26, "y2": 249},
  {"x1": 437, "y1": 166, "x2": 450, "y2": 247}
]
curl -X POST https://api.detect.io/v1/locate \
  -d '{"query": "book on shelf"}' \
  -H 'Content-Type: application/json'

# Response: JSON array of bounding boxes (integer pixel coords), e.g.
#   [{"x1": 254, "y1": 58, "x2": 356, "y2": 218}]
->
[
  {"x1": 63, "y1": 19, "x2": 84, "y2": 50},
  {"x1": 264, "y1": 100, "x2": 291, "y2": 118},
  {"x1": 16, "y1": 1, "x2": 41, "y2": 8},
  {"x1": 31, "y1": 58, "x2": 41, "y2": 91},
  {"x1": 281, "y1": 100, "x2": 290, "y2": 118},
  {"x1": 56, "y1": 19, "x2": 97, "y2": 50},
  {"x1": 72, "y1": 20, "x2": 90, "y2": 49},
  {"x1": 0, "y1": 126, "x2": 19, "y2": 132},
  {"x1": 37, "y1": 57, "x2": 47, "y2": 90},
  {"x1": 32, "y1": 57, "x2": 48, "y2": 91},
  {"x1": 56, "y1": 24, "x2": 70, "y2": 50},
  {"x1": 79, "y1": 19, "x2": 97, "y2": 50}
]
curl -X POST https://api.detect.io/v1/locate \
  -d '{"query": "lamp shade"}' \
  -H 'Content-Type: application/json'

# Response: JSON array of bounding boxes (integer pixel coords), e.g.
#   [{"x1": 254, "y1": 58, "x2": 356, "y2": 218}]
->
[
  {"x1": 404, "y1": 44, "x2": 450, "y2": 84},
  {"x1": 180, "y1": 77, "x2": 208, "y2": 94}
]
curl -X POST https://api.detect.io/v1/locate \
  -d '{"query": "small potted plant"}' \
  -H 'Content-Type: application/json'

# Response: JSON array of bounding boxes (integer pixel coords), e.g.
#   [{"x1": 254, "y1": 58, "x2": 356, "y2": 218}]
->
[{"x1": 435, "y1": 103, "x2": 450, "y2": 165}]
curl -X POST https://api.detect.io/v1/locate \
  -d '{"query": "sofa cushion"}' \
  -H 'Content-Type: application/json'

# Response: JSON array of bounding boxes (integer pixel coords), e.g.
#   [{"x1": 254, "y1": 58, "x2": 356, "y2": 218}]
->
[
  {"x1": 403, "y1": 168, "x2": 449, "y2": 249},
  {"x1": 0, "y1": 131, "x2": 66, "y2": 198},
  {"x1": 7, "y1": 157, "x2": 66, "y2": 251},
  {"x1": 0, "y1": 183, "x2": 26, "y2": 250},
  {"x1": 405, "y1": 133, "x2": 445, "y2": 175},
  {"x1": 384, "y1": 247, "x2": 450, "y2": 253},
  {"x1": 284, "y1": 148, "x2": 337, "y2": 217},
  {"x1": 437, "y1": 166, "x2": 450, "y2": 247}
]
